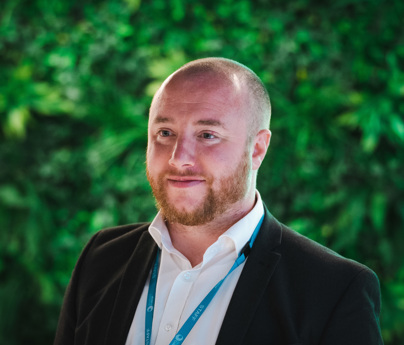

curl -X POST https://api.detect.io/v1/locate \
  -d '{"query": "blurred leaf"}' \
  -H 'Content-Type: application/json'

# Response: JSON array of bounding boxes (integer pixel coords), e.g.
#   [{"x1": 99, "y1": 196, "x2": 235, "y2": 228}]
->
[
  {"x1": 371, "y1": 193, "x2": 387, "y2": 233},
  {"x1": 0, "y1": 185, "x2": 28, "y2": 207},
  {"x1": 4, "y1": 107, "x2": 30, "y2": 138},
  {"x1": 390, "y1": 114, "x2": 404, "y2": 141}
]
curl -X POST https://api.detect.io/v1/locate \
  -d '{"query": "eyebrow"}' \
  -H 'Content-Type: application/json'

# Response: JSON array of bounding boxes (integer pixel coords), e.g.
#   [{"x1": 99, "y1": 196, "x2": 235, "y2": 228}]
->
[
  {"x1": 153, "y1": 116, "x2": 225, "y2": 128},
  {"x1": 153, "y1": 116, "x2": 171, "y2": 124},
  {"x1": 195, "y1": 119, "x2": 224, "y2": 127}
]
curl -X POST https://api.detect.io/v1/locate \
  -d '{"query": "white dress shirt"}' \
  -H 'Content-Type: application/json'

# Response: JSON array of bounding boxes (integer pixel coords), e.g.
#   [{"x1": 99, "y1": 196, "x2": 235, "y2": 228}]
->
[{"x1": 125, "y1": 192, "x2": 264, "y2": 345}]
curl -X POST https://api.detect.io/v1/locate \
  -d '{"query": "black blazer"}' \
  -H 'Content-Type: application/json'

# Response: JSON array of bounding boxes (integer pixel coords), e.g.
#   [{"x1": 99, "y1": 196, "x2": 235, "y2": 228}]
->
[{"x1": 54, "y1": 208, "x2": 383, "y2": 345}]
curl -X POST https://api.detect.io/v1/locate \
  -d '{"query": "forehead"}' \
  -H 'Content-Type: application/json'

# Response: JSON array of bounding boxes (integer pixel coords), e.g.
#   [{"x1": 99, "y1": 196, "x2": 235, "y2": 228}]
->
[{"x1": 149, "y1": 73, "x2": 247, "y2": 126}]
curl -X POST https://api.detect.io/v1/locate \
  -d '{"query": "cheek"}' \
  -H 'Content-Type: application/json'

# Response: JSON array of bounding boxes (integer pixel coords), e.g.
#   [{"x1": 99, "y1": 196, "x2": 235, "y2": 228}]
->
[
  {"x1": 147, "y1": 142, "x2": 172, "y2": 161},
  {"x1": 201, "y1": 145, "x2": 247, "y2": 175},
  {"x1": 207, "y1": 143, "x2": 247, "y2": 163},
  {"x1": 146, "y1": 143, "x2": 170, "y2": 173}
]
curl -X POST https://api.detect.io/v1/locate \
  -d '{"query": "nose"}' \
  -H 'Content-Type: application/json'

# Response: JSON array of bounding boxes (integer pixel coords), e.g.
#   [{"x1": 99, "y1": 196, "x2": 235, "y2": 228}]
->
[{"x1": 169, "y1": 137, "x2": 195, "y2": 168}]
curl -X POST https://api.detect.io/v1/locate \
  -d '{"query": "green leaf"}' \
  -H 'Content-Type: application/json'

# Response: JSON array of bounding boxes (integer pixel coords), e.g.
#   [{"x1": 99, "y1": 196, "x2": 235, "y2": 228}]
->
[{"x1": 4, "y1": 107, "x2": 30, "y2": 138}]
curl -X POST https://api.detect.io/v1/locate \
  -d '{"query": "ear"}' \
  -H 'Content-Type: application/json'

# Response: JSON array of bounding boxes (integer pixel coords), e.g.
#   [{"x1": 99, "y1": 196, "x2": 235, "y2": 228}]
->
[{"x1": 252, "y1": 129, "x2": 271, "y2": 170}]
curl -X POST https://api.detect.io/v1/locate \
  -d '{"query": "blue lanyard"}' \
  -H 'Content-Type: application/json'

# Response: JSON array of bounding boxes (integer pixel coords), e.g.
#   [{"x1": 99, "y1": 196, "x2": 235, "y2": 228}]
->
[{"x1": 145, "y1": 215, "x2": 264, "y2": 345}]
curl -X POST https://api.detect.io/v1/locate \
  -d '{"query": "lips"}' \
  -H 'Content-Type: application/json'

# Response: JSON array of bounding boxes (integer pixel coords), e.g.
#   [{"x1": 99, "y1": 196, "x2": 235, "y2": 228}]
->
[{"x1": 167, "y1": 176, "x2": 205, "y2": 188}]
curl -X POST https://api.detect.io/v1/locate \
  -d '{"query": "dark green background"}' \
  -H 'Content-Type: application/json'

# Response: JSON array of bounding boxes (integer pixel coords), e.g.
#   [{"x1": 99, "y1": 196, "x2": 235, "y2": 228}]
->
[{"x1": 1, "y1": 0, "x2": 403, "y2": 343}]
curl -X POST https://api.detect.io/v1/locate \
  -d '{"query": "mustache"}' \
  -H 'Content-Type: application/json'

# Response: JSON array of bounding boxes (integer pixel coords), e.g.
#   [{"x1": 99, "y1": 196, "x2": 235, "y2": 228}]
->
[{"x1": 163, "y1": 168, "x2": 204, "y2": 177}]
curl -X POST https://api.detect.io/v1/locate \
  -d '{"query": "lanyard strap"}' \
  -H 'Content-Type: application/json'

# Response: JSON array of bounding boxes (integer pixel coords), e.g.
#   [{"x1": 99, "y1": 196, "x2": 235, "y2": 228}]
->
[
  {"x1": 145, "y1": 248, "x2": 161, "y2": 345},
  {"x1": 145, "y1": 215, "x2": 264, "y2": 345}
]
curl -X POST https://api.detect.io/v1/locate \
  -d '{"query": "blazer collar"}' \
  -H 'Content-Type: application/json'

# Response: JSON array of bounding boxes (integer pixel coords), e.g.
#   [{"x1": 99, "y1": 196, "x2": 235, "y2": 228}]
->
[
  {"x1": 216, "y1": 206, "x2": 282, "y2": 345},
  {"x1": 105, "y1": 229, "x2": 158, "y2": 345}
]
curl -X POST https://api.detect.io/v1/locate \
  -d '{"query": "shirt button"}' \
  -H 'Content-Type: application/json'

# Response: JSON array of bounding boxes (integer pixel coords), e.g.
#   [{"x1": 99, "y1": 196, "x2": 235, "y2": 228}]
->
[
  {"x1": 164, "y1": 324, "x2": 173, "y2": 331},
  {"x1": 183, "y1": 272, "x2": 192, "y2": 281}
]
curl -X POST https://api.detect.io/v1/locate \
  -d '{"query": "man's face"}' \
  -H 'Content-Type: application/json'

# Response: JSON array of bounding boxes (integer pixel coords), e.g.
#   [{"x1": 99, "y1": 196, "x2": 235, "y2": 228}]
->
[{"x1": 146, "y1": 74, "x2": 254, "y2": 226}]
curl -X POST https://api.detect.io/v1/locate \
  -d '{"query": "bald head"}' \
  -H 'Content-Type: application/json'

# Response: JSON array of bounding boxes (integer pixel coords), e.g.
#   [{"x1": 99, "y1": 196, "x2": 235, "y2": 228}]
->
[{"x1": 151, "y1": 58, "x2": 271, "y2": 135}]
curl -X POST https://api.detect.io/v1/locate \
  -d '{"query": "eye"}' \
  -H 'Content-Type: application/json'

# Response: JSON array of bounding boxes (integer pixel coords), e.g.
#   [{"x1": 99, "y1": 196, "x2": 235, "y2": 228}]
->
[
  {"x1": 200, "y1": 132, "x2": 216, "y2": 139},
  {"x1": 158, "y1": 130, "x2": 173, "y2": 137}
]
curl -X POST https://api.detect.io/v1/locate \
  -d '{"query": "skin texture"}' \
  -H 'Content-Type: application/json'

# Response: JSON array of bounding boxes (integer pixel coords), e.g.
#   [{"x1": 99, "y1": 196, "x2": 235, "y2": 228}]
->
[{"x1": 146, "y1": 67, "x2": 271, "y2": 266}]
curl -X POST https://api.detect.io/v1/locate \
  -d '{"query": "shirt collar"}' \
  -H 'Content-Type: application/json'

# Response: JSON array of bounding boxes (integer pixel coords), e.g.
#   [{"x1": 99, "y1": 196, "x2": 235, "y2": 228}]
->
[
  {"x1": 148, "y1": 191, "x2": 264, "y2": 258},
  {"x1": 220, "y1": 191, "x2": 264, "y2": 255}
]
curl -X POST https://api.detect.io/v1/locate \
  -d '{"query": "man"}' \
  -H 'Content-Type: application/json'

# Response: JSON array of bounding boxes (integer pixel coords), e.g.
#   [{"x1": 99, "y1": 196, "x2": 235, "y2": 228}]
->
[{"x1": 54, "y1": 58, "x2": 383, "y2": 345}]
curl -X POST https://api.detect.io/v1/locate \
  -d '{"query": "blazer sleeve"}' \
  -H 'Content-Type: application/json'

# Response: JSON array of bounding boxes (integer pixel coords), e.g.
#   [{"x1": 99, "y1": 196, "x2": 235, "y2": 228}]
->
[
  {"x1": 319, "y1": 268, "x2": 383, "y2": 345},
  {"x1": 53, "y1": 232, "x2": 100, "y2": 345}
]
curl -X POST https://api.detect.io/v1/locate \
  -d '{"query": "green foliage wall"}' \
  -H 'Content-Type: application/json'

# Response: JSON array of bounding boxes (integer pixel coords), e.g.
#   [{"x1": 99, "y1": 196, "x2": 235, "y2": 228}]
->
[{"x1": 1, "y1": 0, "x2": 403, "y2": 343}]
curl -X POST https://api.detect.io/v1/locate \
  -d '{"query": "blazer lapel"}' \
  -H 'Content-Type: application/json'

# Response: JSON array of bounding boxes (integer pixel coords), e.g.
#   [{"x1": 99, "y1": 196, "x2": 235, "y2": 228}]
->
[
  {"x1": 216, "y1": 208, "x2": 282, "y2": 345},
  {"x1": 104, "y1": 229, "x2": 158, "y2": 345}
]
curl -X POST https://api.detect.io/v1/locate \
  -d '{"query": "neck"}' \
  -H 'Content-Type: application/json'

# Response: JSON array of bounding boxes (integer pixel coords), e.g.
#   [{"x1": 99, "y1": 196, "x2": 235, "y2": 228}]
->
[{"x1": 166, "y1": 196, "x2": 256, "y2": 267}]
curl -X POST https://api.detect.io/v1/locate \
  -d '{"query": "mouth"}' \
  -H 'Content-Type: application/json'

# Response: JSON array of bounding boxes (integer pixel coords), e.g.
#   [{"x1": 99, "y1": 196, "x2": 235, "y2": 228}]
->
[{"x1": 167, "y1": 176, "x2": 205, "y2": 188}]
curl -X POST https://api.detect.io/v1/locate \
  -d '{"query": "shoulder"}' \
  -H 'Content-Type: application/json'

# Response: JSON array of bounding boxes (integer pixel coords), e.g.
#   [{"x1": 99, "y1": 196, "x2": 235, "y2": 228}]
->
[
  {"x1": 261, "y1": 209, "x2": 379, "y2": 290},
  {"x1": 63, "y1": 222, "x2": 157, "y2": 335},
  {"x1": 72, "y1": 222, "x2": 155, "y2": 296},
  {"x1": 91, "y1": 222, "x2": 151, "y2": 246},
  {"x1": 260, "y1": 215, "x2": 381, "y2": 313},
  {"x1": 249, "y1": 209, "x2": 383, "y2": 343},
  {"x1": 82, "y1": 222, "x2": 152, "y2": 261},
  {"x1": 275, "y1": 222, "x2": 380, "y2": 297},
  {"x1": 72, "y1": 222, "x2": 153, "y2": 279},
  {"x1": 280, "y1": 224, "x2": 371, "y2": 273}
]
